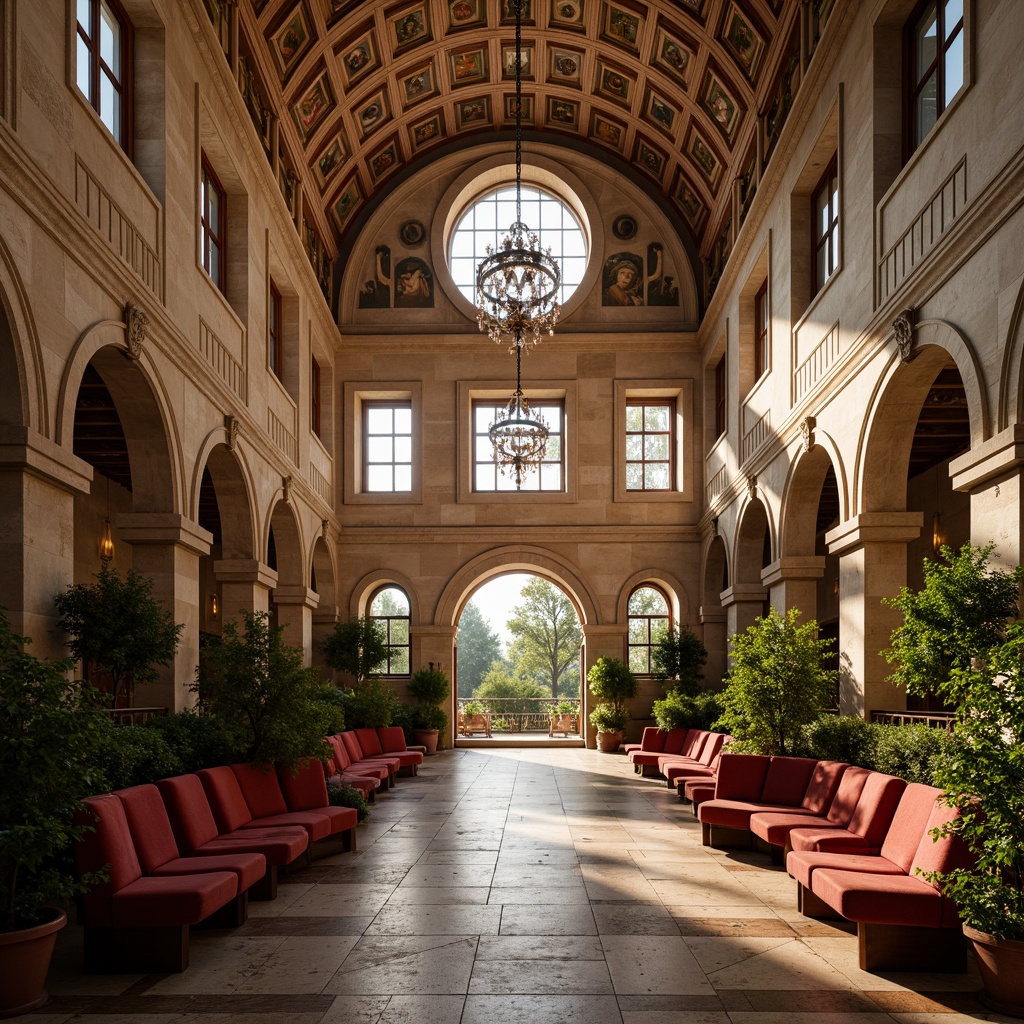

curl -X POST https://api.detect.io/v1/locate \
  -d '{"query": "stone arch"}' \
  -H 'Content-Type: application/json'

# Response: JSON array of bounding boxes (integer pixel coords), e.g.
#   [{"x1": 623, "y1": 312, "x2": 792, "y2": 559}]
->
[
  {"x1": 780, "y1": 439, "x2": 848, "y2": 557},
  {"x1": 265, "y1": 498, "x2": 304, "y2": 589},
  {"x1": 998, "y1": 276, "x2": 1024, "y2": 430},
  {"x1": 349, "y1": 567, "x2": 422, "y2": 624},
  {"x1": 58, "y1": 321, "x2": 180, "y2": 513},
  {"x1": 433, "y1": 546, "x2": 600, "y2": 629},
  {"x1": 0, "y1": 236, "x2": 45, "y2": 431},
  {"x1": 192, "y1": 431, "x2": 258, "y2": 560},
  {"x1": 702, "y1": 535, "x2": 729, "y2": 606},
  {"x1": 310, "y1": 533, "x2": 337, "y2": 612},
  {"x1": 733, "y1": 496, "x2": 774, "y2": 586},
  {"x1": 858, "y1": 320, "x2": 987, "y2": 513},
  {"x1": 615, "y1": 568, "x2": 690, "y2": 626}
]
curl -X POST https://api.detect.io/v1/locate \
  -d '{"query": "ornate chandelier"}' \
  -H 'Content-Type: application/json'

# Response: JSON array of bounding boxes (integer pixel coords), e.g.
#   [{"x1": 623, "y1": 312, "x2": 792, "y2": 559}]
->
[
  {"x1": 475, "y1": 0, "x2": 560, "y2": 351},
  {"x1": 489, "y1": 342, "x2": 549, "y2": 491}
]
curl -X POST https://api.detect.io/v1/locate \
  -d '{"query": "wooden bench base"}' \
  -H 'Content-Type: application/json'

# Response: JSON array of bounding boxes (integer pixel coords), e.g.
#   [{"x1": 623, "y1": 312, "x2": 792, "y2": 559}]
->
[
  {"x1": 84, "y1": 924, "x2": 190, "y2": 974},
  {"x1": 701, "y1": 822, "x2": 752, "y2": 849},
  {"x1": 859, "y1": 921, "x2": 967, "y2": 973}
]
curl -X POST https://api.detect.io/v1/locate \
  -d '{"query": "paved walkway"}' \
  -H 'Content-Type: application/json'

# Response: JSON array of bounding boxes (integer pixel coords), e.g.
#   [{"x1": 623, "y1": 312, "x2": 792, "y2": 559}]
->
[{"x1": 38, "y1": 748, "x2": 1010, "y2": 1023}]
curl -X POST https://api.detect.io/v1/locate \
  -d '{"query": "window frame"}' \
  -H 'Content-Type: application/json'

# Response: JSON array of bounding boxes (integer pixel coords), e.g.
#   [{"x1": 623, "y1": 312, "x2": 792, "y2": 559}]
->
[
  {"x1": 200, "y1": 153, "x2": 227, "y2": 292},
  {"x1": 75, "y1": 0, "x2": 133, "y2": 153},
  {"x1": 714, "y1": 355, "x2": 727, "y2": 439},
  {"x1": 362, "y1": 399, "x2": 414, "y2": 495},
  {"x1": 627, "y1": 584, "x2": 672, "y2": 677},
  {"x1": 268, "y1": 279, "x2": 283, "y2": 380},
  {"x1": 368, "y1": 586, "x2": 411, "y2": 677},
  {"x1": 753, "y1": 279, "x2": 769, "y2": 381},
  {"x1": 310, "y1": 355, "x2": 322, "y2": 438},
  {"x1": 614, "y1": 381, "x2": 692, "y2": 503},
  {"x1": 811, "y1": 156, "x2": 840, "y2": 296},
  {"x1": 905, "y1": 0, "x2": 966, "y2": 157},
  {"x1": 471, "y1": 396, "x2": 566, "y2": 494},
  {"x1": 625, "y1": 400, "x2": 674, "y2": 493}
]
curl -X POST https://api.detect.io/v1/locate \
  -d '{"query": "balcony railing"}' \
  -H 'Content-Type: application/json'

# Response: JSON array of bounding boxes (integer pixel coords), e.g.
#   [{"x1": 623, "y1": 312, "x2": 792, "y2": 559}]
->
[{"x1": 457, "y1": 698, "x2": 581, "y2": 735}]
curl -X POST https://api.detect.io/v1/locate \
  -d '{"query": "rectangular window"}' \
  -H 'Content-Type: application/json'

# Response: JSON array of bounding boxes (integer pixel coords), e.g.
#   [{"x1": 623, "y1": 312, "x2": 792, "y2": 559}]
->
[
  {"x1": 268, "y1": 281, "x2": 282, "y2": 378},
  {"x1": 473, "y1": 399, "x2": 564, "y2": 492},
  {"x1": 310, "y1": 356, "x2": 321, "y2": 437},
  {"x1": 200, "y1": 155, "x2": 226, "y2": 291},
  {"x1": 363, "y1": 402, "x2": 412, "y2": 492},
  {"x1": 907, "y1": 0, "x2": 964, "y2": 154},
  {"x1": 714, "y1": 356, "x2": 726, "y2": 438},
  {"x1": 754, "y1": 280, "x2": 769, "y2": 380},
  {"x1": 625, "y1": 402, "x2": 673, "y2": 491},
  {"x1": 812, "y1": 158, "x2": 839, "y2": 295},
  {"x1": 76, "y1": 0, "x2": 131, "y2": 149}
]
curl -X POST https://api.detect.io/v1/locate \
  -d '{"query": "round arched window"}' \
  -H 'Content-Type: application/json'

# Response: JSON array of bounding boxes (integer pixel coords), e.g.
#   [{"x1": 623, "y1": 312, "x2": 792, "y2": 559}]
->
[
  {"x1": 370, "y1": 586, "x2": 411, "y2": 675},
  {"x1": 448, "y1": 185, "x2": 587, "y2": 308},
  {"x1": 627, "y1": 585, "x2": 671, "y2": 675}
]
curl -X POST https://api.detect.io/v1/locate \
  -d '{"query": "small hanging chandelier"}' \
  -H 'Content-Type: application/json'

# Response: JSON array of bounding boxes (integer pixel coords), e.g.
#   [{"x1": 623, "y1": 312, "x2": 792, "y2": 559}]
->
[
  {"x1": 489, "y1": 341, "x2": 549, "y2": 490},
  {"x1": 475, "y1": 0, "x2": 560, "y2": 351}
]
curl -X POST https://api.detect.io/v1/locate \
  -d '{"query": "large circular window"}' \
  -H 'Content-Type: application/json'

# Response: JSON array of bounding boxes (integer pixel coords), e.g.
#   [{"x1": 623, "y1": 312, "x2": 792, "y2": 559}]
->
[{"x1": 448, "y1": 185, "x2": 588, "y2": 308}]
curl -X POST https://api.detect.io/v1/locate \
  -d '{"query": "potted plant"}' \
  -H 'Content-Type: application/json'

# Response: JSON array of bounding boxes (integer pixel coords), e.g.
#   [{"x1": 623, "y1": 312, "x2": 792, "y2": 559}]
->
[
  {"x1": 409, "y1": 662, "x2": 450, "y2": 754},
  {"x1": 0, "y1": 610, "x2": 109, "y2": 1016},
  {"x1": 587, "y1": 656, "x2": 638, "y2": 752},
  {"x1": 888, "y1": 545, "x2": 1024, "y2": 1014},
  {"x1": 549, "y1": 699, "x2": 575, "y2": 736}
]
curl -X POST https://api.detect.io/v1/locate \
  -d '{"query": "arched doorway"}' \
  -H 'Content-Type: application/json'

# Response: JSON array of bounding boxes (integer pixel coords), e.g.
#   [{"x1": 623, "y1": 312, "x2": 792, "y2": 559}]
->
[{"x1": 701, "y1": 535, "x2": 729, "y2": 686}]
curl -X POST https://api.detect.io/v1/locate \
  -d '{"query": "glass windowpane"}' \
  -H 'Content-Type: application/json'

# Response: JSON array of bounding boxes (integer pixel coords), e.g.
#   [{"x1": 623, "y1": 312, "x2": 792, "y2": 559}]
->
[
  {"x1": 625, "y1": 434, "x2": 643, "y2": 460},
  {"x1": 394, "y1": 465, "x2": 412, "y2": 491},
  {"x1": 944, "y1": 30, "x2": 964, "y2": 103},
  {"x1": 366, "y1": 407, "x2": 392, "y2": 433},
  {"x1": 77, "y1": 35, "x2": 92, "y2": 97},
  {"x1": 626, "y1": 464, "x2": 643, "y2": 490},
  {"x1": 628, "y1": 648, "x2": 648, "y2": 674},
  {"x1": 367, "y1": 437, "x2": 393, "y2": 462},
  {"x1": 394, "y1": 407, "x2": 412, "y2": 433},
  {"x1": 645, "y1": 435, "x2": 669, "y2": 461},
  {"x1": 391, "y1": 648, "x2": 410, "y2": 674},
  {"x1": 625, "y1": 405, "x2": 643, "y2": 431},
  {"x1": 366, "y1": 466, "x2": 392, "y2": 491},
  {"x1": 645, "y1": 406, "x2": 669, "y2": 431},
  {"x1": 645, "y1": 464, "x2": 670, "y2": 490}
]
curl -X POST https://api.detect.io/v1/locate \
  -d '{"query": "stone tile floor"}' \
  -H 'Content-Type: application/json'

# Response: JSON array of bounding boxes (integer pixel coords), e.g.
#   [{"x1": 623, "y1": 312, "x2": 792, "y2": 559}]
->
[{"x1": 31, "y1": 747, "x2": 1018, "y2": 1023}]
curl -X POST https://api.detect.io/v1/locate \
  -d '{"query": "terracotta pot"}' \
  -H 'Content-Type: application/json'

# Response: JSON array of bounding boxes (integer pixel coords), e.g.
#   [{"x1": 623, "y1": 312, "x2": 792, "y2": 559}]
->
[
  {"x1": 0, "y1": 907, "x2": 67, "y2": 1019},
  {"x1": 596, "y1": 730, "x2": 622, "y2": 752},
  {"x1": 414, "y1": 728, "x2": 439, "y2": 754},
  {"x1": 964, "y1": 926, "x2": 1024, "y2": 1017}
]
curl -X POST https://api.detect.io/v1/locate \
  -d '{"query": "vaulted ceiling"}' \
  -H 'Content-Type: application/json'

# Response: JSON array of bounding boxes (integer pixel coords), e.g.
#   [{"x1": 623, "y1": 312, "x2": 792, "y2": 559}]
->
[{"x1": 239, "y1": 0, "x2": 804, "y2": 283}]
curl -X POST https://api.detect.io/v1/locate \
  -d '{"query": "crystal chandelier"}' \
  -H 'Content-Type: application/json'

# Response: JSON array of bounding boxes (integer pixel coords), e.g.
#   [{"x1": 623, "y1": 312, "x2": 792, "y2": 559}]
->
[
  {"x1": 489, "y1": 341, "x2": 549, "y2": 491},
  {"x1": 475, "y1": 0, "x2": 560, "y2": 351}
]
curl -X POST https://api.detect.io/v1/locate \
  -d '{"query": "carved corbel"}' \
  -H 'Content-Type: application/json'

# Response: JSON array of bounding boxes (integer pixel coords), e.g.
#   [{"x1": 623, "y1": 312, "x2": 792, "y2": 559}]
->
[
  {"x1": 282, "y1": 475, "x2": 292, "y2": 504},
  {"x1": 746, "y1": 473, "x2": 757, "y2": 500},
  {"x1": 800, "y1": 415, "x2": 816, "y2": 453},
  {"x1": 224, "y1": 414, "x2": 239, "y2": 452},
  {"x1": 123, "y1": 300, "x2": 149, "y2": 360},
  {"x1": 893, "y1": 308, "x2": 916, "y2": 363}
]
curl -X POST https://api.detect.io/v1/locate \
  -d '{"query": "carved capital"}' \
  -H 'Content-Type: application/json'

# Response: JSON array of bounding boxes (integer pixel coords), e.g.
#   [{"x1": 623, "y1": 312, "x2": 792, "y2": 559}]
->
[
  {"x1": 800, "y1": 415, "x2": 816, "y2": 453},
  {"x1": 123, "y1": 300, "x2": 150, "y2": 360},
  {"x1": 224, "y1": 414, "x2": 239, "y2": 452},
  {"x1": 893, "y1": 308, "x2": 916, "y2": 362}
]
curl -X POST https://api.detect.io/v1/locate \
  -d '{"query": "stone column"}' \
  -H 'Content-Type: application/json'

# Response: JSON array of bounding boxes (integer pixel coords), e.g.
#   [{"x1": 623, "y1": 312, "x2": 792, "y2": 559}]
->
[
  {"x1": 410, "y1": 624, "x2": 458, "y2": 749},
  {"x1": 580, "y1": 624, "x2": 627, "y2": 748},
  {"x1": 826, "y1": 513, "x2": 922, "y2": 717},
  {"x1": 720, "y1": 583, "x2": 767, "y2": 659},
  {"x1": 762, "y1": 556, "x2": 825, "y2": 621},
  {"x1": 0, "y1": 427, "x2": 92, "y2": 659},
  {"x1": 699, "y1": 606, "x2": 728, "y2": 688},
  {"x1": 950, "y1": 425, "x2": 1024, "y2": 571},
  {"x1": 214, "y1": 559, "x2": 278, "y2": 621},
  {"x1": 116, "y1": 513, "x2": 213, "y2": 712},
  {"x1": 273, "y1": 584, "x2": 318, "y2": 663}
]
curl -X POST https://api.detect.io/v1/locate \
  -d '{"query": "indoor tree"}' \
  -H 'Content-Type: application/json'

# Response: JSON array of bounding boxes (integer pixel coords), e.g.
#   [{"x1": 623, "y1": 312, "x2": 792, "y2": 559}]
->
[
  {"x1": 53, "y1": 566, "x2": 183, "y2": 707},
  {"x1": 506, "y1": 578, "x2": 581, "y2": 698},
  {"x1": 652, "y1": 624, "x2": 708, "y2": 696},
  {"x1": 321, "y1": 616, "x2": 389, "y2": 686},
  {"x1": 717, "y1": 607, "x2": 834, "y2": 756}
]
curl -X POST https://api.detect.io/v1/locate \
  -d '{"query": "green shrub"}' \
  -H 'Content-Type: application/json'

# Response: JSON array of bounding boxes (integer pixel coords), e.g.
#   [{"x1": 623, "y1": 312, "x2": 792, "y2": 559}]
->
[
  {"x1": 802, "y1": 714, "x2": 878, "y2": 768},
  {"x1": 145, "y1": 710, "x2": 231, "y2": 773},
  {"x1": 414, "y1": 704, "x2": 448, "y2": 731},
  {"x1": 872, "y1": 722, "x2": 954, "y2": 785},
  {"x1": 391, "y1": 703, "x2": 417, "y2": 742},
  {"x1": 409, "y1": 663, "x2": 450, "y2": 705},
  {"x1": 93, "y1": 718, "x2": 182, "y2": 790},
  {"x1": 653, "y1": 689, "x2": 724, "y2": 731},
  {"x1": 321, "y1": 618, "x2": 388, "y2": 685},
  {"x1": 327, "y1": 778, "x2": 370, "y2": 822},
  {"x1": 554, "y1": 700, "x2": 575, "y2": 715},
  {"x1": 590, "y1": 703, "x2": 630, "y2": 733},
  {"x1": 335, "y1": 677, "x2": 396, "y2": 729},
  {"x1": 652, "y1": 625, "x2": 707, "y2": 696},
  {"x1": 462, "y1": 700, "x2": 486, "y2": 715}
]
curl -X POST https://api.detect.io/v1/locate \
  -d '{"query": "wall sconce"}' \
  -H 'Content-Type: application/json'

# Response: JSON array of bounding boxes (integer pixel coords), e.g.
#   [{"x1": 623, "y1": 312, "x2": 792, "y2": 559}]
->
[
  {"x1": 99, "y1": 517, "x2": 115, "y2": 565},
  {"x1": 932, "y1": 513, "x2": 942, "y2": 556},
  {"x1": 833, "y1": 577, "x2": 839, "y2": 596},
  {"x1": 210, "y1": 593, "x2": 219, "y2": 618}
]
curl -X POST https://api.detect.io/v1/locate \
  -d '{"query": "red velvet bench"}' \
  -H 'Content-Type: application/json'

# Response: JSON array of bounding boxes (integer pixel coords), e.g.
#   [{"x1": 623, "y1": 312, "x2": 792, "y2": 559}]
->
[{"x1": 75, "y1": 794, "x2": 245, "y2": 973}]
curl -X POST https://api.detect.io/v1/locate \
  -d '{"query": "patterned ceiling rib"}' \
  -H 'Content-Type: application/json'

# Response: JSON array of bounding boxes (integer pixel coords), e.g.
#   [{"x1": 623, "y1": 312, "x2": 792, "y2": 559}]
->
[{"x1": 238, "y1": 0, "x2": 807, "y2": 281}]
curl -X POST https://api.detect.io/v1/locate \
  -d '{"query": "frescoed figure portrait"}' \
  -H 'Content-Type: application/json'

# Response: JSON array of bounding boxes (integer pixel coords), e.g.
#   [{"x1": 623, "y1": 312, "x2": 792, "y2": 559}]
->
[
  {"x1": 394, "y1": 257, "x2": 434, "y2": 307},
  {"x1": 602, "y1": 252, "x2": 644, "y2": 306},
  {"x1": 358, "y1": 245, "x2": 391, "y2": 308}
]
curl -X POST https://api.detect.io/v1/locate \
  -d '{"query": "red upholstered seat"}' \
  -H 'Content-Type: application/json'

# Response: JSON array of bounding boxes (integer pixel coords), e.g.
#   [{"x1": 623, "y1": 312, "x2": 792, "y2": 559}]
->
[
  {"x1": 713, "y1": 753, "x2": 771, "y2": 800},
  {"x1": 156, "y1": 773, "x2": 308, "y2": 867},
  {"x1": 116, "y1": 784, "x2": 265, "y2": 891},
  {"x1": 330, "y1": 735, "x2": 390, "y2": 783},
  {"x1": 625, "y1": 726, "x2": 667, "y2": 757},
  {"x1": 275, "y1": 760, "x2": 359, "y2": 839},
  {"x1": 661, "y1": 728, "x2": 691, "y2": 756},
  {"x1": 377, "y1": 727, "x2": 425, "y2": 770},
  {"x1": 788, "y1": 772, "x2": 906, "y2": 854},
  {"x1": 341, "y1": 731, "x2": 401, "y2": 776}
]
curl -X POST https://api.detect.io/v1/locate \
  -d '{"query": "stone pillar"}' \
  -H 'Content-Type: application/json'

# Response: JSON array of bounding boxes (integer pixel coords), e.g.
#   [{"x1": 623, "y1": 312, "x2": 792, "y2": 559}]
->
[
  {"x1": 720, "y1": 583, "x2": 767, "y2": 660},
  {"x1": 410, "y1": 624, "x2": 458, "y2": 749},
  {"x1": 762, "y1": 556, "x2": 825, "y2": 621},
  {"x1": 273, "y1": 584, "x2": 318, "y2": 663},
  {"x1": 699, "y1": 606, "x2": 728, "y2": 688},
  {"x1": 214, "y1": 559, "x2": 278, "y2": 622},
  {"x1": 826, "y1": 513, "x2": 922, "y2": 717},
  {"x1": 116, "y1": 513, "x2": 213, "y2": 712},
  {"x1": 0, "y1": 427, "x2": 92, "y2": 659},
  {"x1": 950, "y1": 425, "x2": 1024, "y2": 571},
  {"x1": 580, "y1": 624, "x2": 628, "y2": 748},
  {"x1": 311, "y1": 605, "x2": 338, "y2": 677}
]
